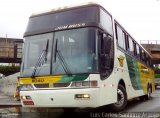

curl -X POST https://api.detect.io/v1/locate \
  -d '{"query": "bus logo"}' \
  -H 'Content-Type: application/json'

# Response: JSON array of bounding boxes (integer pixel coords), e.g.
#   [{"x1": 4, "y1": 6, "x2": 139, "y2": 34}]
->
[
  {"x1": 118, "y1": 55, "x2": 125, "y2": 67},
  {"x1": 54, "y1": 23, "x2": 86, "y2": 30},
  {"x1": 32, "y1": 78, "x2": 45, "y2": 83}
]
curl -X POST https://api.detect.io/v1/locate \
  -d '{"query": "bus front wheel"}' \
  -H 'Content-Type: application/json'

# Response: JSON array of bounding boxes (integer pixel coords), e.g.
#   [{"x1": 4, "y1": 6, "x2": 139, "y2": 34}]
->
[{"x1": 110, "y1": 84, "x2": 127, "y2": 112}]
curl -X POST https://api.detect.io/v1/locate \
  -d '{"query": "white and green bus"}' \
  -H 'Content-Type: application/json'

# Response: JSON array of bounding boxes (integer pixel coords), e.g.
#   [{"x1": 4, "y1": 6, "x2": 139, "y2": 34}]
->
[{"x1": 20, "y1": 3, "x2": 155, "y2": 111}]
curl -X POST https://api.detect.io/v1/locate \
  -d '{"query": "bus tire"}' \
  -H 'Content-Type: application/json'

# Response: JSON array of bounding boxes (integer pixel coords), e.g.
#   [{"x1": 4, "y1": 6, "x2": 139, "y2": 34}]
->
[
  {"x1": 110, "y1": 84, "x2": 127, "y2": 112},
  {"x1": 155, "y1": 85, "x2": 157, "y2": 89},
  {"x1": 63, "y1": 108, "x2": 75, "y2": 113},
  {"x1": 144, "y1": 85, "x2": 152, "y2": 100},
  {"x1": 139, "y1": 95, "x2": 145, "y2": 101}
]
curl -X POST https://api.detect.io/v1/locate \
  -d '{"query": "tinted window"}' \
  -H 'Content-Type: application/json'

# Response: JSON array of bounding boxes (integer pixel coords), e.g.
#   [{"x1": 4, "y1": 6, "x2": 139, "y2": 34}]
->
[
  {"x1": 141, "y1": 49, "x2": 145, "y2": 61},
  {"x1": 25, "y1": 6, "x2": 99, "y2": 36},
  {"x1": 146, "y1": 54, "x2": 150, "y2": 66},
  {"x1": 128, "y1": 37, "x2": 134, "y2": 55},
  {"x1": 136, "y1": 44, "x2": 140, "y2": 58}
]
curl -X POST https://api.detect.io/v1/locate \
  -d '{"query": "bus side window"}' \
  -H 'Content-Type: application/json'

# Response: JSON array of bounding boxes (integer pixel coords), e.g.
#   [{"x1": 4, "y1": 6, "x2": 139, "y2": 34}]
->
[
  {"x1": 115, "y1": 24, "x2": 126, "y2": 50},
  {"x1": 136, "y1": 44, "x2": 140, "y2": 59},
  {"x1": 100, "y1": 9, "x2": 113, "y2": 36},
  {"x1": 146, "y1": 54, "x2": 150, "y2": 66},
  {"x1": 149, "y1": 58, "x2": 153, "y2": 68},
  {"x1": 125, "y1": 34, "x2": 130, "y2": 52},
  {"x1": 140, "y1": 49, "x2": 145, "y2": 62},
  {"x1": 133, "y1": 41, "x2": 137, "y2": 56},
  {"x1": 128, "y1": 37, "x2": 134, "y2": 55}
]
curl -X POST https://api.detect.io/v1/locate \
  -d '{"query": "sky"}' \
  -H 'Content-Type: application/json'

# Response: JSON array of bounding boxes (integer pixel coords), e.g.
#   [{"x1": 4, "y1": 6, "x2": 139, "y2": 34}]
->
[{"x1": 0, "y1": 0, "x2": 160, "y2": 43}]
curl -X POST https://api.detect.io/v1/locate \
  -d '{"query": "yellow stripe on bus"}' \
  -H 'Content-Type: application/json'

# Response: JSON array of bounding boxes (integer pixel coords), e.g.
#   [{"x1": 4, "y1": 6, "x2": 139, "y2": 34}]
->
[
  {"x1": 20, "y1": 76, "x2": 62, "y2": 84},
  {"x1": 138, "y1": 62, "x2": 154, "y2": 94}
]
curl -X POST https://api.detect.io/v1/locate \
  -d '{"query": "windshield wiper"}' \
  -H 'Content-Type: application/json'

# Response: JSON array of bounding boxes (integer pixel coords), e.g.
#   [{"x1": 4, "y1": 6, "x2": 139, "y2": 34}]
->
[
  {"x1": 54, "y1": 39, "x2": 72, "y2": 75},
  {"x1": 32, "y1": 39, "x2": 49, "y2": 77}
]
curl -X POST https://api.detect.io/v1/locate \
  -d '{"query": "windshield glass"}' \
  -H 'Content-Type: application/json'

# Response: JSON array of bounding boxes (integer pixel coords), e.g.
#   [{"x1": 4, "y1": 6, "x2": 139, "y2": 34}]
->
[
  {"x1": 52, "y1": 28, "x2": 98, "y2": 75},
  {"x1": 22, "y1": 33, "x2": 53, "y2": 77},
  {"x1": 21, "y1": 28, "x2": 98, "y2": 77}
]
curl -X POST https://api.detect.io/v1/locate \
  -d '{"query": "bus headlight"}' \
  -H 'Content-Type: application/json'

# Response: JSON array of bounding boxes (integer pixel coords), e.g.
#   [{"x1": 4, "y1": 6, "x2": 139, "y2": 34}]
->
[
  {"x1": 21, "y1": 96, "x2": 27, "y2": 100},
  {"x1": 20, "y1": 84, "x2": 34, "y2": 91}
]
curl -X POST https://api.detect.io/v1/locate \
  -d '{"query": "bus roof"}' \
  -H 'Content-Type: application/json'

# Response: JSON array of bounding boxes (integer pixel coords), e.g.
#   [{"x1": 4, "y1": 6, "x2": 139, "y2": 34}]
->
[
  {"x1": 28, "y1": 3, "x2": 151, "y2": 58},
  {"x1": 30, "y1": 3, "x2": 110, "y2": 18}
]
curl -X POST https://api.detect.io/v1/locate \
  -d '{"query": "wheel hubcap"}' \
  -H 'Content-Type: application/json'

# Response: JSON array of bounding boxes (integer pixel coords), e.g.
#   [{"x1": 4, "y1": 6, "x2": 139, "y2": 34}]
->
[
  {"x1": 148, "y1": 87, "x2": 151, "y2": 98},
  {"x1": 115, "y1": 89, "x2": 124, "y2": 106}
]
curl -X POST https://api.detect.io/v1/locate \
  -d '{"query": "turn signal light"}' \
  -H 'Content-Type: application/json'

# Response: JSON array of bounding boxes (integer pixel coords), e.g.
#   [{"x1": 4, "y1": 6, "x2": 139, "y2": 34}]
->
[
  {"x1": 23, "y1": 100, "x2": 34, "y2": 105},
  {"x1": 90, "y1": 81, "x2": 97, "y2": 87}
]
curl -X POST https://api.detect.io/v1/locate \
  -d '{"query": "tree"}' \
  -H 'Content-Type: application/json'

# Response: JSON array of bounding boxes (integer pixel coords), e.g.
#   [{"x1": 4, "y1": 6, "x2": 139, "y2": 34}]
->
[{"x1": 0, "y1": 65, "x2": 20, "y2": 76}]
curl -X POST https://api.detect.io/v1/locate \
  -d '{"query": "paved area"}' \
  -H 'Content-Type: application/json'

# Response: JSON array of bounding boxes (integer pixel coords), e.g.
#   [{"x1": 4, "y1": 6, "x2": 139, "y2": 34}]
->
[
  {"x1": 0, "y1": 92, "x2": 21, "y2": 107},
  {"x1": 0, "y1": 89, "x2": 160, "y2": 118},
  {"x1": 124, "y1": 87, "x2": 160, "y2": 112}
]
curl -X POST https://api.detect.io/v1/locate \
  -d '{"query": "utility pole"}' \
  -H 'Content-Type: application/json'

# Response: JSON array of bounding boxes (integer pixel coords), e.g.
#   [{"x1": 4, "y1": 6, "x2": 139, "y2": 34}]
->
[{"x1": 5, "y1": 34, "x2": 8, "y2": 58}]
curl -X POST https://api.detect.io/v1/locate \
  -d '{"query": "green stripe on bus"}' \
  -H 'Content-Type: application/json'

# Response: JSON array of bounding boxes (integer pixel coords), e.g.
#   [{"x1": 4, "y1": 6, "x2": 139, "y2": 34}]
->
[
  {"x1": 58, "y1": 74, "x2": 89, "y2": 83},
  {"x1": 126, "y1": 54, "x2": 142, "y2": 90}
]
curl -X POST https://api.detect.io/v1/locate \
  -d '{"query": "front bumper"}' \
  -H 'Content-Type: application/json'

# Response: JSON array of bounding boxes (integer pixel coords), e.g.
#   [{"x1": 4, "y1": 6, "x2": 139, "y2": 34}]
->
[{"x1": 20, "y1": 88, "x2": 100, "y2": 108}]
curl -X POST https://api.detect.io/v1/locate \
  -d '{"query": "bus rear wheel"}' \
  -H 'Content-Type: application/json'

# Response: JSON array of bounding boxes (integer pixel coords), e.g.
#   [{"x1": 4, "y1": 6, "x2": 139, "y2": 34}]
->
[
  {"x1": 139, "y1": 85, "x2": 152, "y2": 101},
  {"x1": 110, "y1": 84, "x2": 127, "y2": 112},
  {"x1": 145, "y1": 86, "x2": 152, "y2": 100},
  {"x1": 155, "y1": 85, "x2": 157, "y2": 89}
]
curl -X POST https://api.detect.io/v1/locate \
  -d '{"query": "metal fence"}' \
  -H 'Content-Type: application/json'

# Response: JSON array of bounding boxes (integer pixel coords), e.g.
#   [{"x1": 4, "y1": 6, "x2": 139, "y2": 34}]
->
[{"x1": 140, "y1": 40, "x2": 160, "y2": 44}]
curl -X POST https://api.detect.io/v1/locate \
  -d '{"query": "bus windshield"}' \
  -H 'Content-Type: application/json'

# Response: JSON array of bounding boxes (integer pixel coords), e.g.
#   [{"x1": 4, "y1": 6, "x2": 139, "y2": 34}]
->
[{"x1": 21, "y1": 28, "x2": 98, "y2": 77}]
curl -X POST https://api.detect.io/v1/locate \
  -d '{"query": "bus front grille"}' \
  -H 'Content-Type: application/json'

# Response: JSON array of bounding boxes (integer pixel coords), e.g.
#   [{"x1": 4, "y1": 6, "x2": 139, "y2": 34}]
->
[
  {"x1": 53, "y1": 82, "x2": 71, "y2": 87},
  {"x1": 33, "y1": 82, "x2": 71, "y2": 88},
  {"x1": 34, "y1": 84, "x2": 49, "y2": 88}
]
